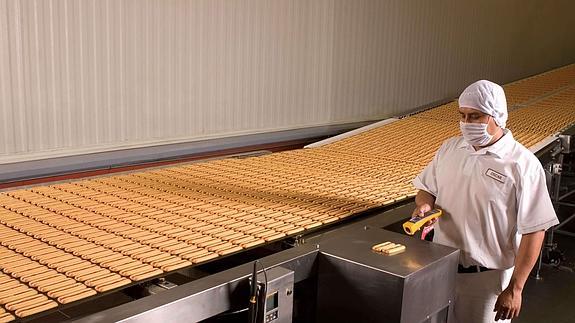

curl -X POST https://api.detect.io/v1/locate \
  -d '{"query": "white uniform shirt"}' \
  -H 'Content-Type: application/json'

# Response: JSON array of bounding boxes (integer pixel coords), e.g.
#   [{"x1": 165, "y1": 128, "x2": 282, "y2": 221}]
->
[{"x1": 413, "y1": 130, "x2": 559, "y2": 269}]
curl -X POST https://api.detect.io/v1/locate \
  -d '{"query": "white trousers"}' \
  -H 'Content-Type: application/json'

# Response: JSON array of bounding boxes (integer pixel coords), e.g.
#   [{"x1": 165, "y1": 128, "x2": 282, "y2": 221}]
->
[{"x1": 451, "y1": 268, "x2": 514, "y2": 323}]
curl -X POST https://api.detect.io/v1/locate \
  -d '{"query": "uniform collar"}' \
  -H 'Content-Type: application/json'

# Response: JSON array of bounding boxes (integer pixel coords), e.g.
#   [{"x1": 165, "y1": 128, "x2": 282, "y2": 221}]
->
[{"x1": 457, "y1": 129, "x2": 514, "y2": 158}]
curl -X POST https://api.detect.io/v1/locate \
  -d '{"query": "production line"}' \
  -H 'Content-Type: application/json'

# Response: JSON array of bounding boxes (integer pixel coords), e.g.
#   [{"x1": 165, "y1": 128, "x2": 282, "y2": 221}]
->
[{"x1": 0, "y1": 64, "x2": 575, "y2": 322}]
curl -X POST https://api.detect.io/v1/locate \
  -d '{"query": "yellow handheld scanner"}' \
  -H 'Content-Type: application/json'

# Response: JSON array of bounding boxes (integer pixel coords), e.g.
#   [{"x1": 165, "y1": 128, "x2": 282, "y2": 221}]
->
[{"x1": 403, "y1": 209, "x2": 442, "y2": 235}]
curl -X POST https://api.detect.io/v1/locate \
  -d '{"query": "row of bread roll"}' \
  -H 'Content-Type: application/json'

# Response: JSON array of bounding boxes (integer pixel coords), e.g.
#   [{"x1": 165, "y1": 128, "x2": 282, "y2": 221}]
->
[
  {"x1": 79, "y1": 179, "x2": 327, "y2": 234},
  {"x1": 198, "y1": 154, "x2": 421, "y2": 183},
  {"x1": 503, "y1": 65, "x2": 575, "y2": 106},
  {"x1": 0, "y1": 250, "x2": 68, "y2": 317},
  {"x1": 163, "y1": 166, "x2": 415, "y2": 207},
  {"x1": 38, "y1": 184, "x2": 281, "y2": 248},
  {"x1": 156, "y1": 167, "x2": 387, "y2": 211},
  {"x1": 8, "y1": 190, "x2": 193, "y2": 271},
  {"x1": 0, "y1": 222, "x2": 130, "y2": 294},
  {"x1": 130, "y1": 175, "x2": 356, "y2": 220},
  {"x1": 23, "y1": 185, "x2": 272, "y2": 256},
  {"x1": 0, "y1": 273, "x2": 55, "y2": 320},
  {"x1": 2, "y1": 193, "x2": 182, "y2": 276},
  {"x1": 10, "y1": 159, "x2": 404, "y2": 235},
  {"x1": 111, "y1": 176, "x2": 346, "y2": 225},
  {"x1": 101, "y1": 174, "x2": 345, "y2": 220},
  {"x1": 144, "y1": 168, "x2": 384, "y2": 214}
]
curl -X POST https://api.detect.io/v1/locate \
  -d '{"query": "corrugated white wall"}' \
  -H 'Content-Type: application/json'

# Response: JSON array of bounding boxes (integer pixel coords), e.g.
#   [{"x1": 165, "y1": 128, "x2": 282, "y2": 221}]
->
[{"x1": 1, "y1": 0, "x2": 575, "y2": 163}]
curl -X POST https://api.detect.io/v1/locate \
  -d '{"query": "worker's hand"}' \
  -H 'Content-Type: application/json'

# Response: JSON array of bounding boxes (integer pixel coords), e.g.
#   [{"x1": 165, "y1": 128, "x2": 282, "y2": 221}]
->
[
  {"x1": 412, "y1": 204, "x2": 431, "y2": 217},
  {"x1": 493, "y1": 286, "x2": 522, "y2": 321},
  {"x1": 412, "y1": 203, "x2": 433, "y2": 221},
  {"x1": 412, "y1": 204, "x2": 438, "y2": 226}
]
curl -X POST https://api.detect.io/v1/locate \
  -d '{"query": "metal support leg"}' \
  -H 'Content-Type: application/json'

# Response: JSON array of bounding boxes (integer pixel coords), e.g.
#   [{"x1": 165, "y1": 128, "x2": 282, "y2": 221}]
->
[{"x1": 536, "y1": 157, "x2": 563, "y2": 279}]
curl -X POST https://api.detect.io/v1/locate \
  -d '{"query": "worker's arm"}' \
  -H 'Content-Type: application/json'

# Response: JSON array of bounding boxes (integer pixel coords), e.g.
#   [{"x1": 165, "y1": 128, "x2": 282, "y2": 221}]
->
[
  {"x1": 412, "y1": 190, "x2": 436, "y2": 217},
  {"x1": 494, "y1": 230, "x2": 545, "y2": 321}
]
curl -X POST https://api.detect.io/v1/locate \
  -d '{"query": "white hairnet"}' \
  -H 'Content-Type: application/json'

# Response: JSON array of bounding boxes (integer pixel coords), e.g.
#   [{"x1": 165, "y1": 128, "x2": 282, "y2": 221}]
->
[{"x1": 458, "y1": 80, "x2": 508, "y2": 128}]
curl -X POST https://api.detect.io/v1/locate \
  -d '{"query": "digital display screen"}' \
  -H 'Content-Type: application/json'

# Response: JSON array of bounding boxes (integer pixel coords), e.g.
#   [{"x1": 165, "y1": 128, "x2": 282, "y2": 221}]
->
[{"x1": 266, "y1": 292, "x2": 278, "y2": 312}]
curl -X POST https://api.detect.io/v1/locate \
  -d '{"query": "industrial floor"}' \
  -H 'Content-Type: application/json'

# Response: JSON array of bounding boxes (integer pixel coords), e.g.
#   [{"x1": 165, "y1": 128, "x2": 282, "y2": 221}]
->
[
  {"x1": 517, "y1": 235, "x2": 575, "y2": 323},
  {"x1": 517, "y1": 179, "x2": 575, "y2": 323}
]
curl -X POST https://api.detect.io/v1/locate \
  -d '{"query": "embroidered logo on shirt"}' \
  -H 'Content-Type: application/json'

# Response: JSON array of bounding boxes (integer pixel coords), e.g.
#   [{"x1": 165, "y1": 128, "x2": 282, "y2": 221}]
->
[{"x1": 485, "y1": 168, "x2": 506, "y2": 183}]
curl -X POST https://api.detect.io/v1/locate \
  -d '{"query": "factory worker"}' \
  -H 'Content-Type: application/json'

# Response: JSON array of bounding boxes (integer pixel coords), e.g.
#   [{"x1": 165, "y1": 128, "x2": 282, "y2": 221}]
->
[{"x1": 412, "y1": 80, "x2": 559, "y2": 323}]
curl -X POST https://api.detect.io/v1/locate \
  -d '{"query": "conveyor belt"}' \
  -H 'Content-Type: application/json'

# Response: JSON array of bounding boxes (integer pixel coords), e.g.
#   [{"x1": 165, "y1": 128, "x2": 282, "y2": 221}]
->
[{"x1": 0, "y1": 64, "x2": 574, "y2": 321}]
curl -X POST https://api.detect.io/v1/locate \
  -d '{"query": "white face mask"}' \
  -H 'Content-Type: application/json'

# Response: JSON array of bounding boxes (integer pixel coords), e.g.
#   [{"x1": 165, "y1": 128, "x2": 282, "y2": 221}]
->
[{"x1": 459, "y1": 121, "x2": 493, "y2": 146}]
